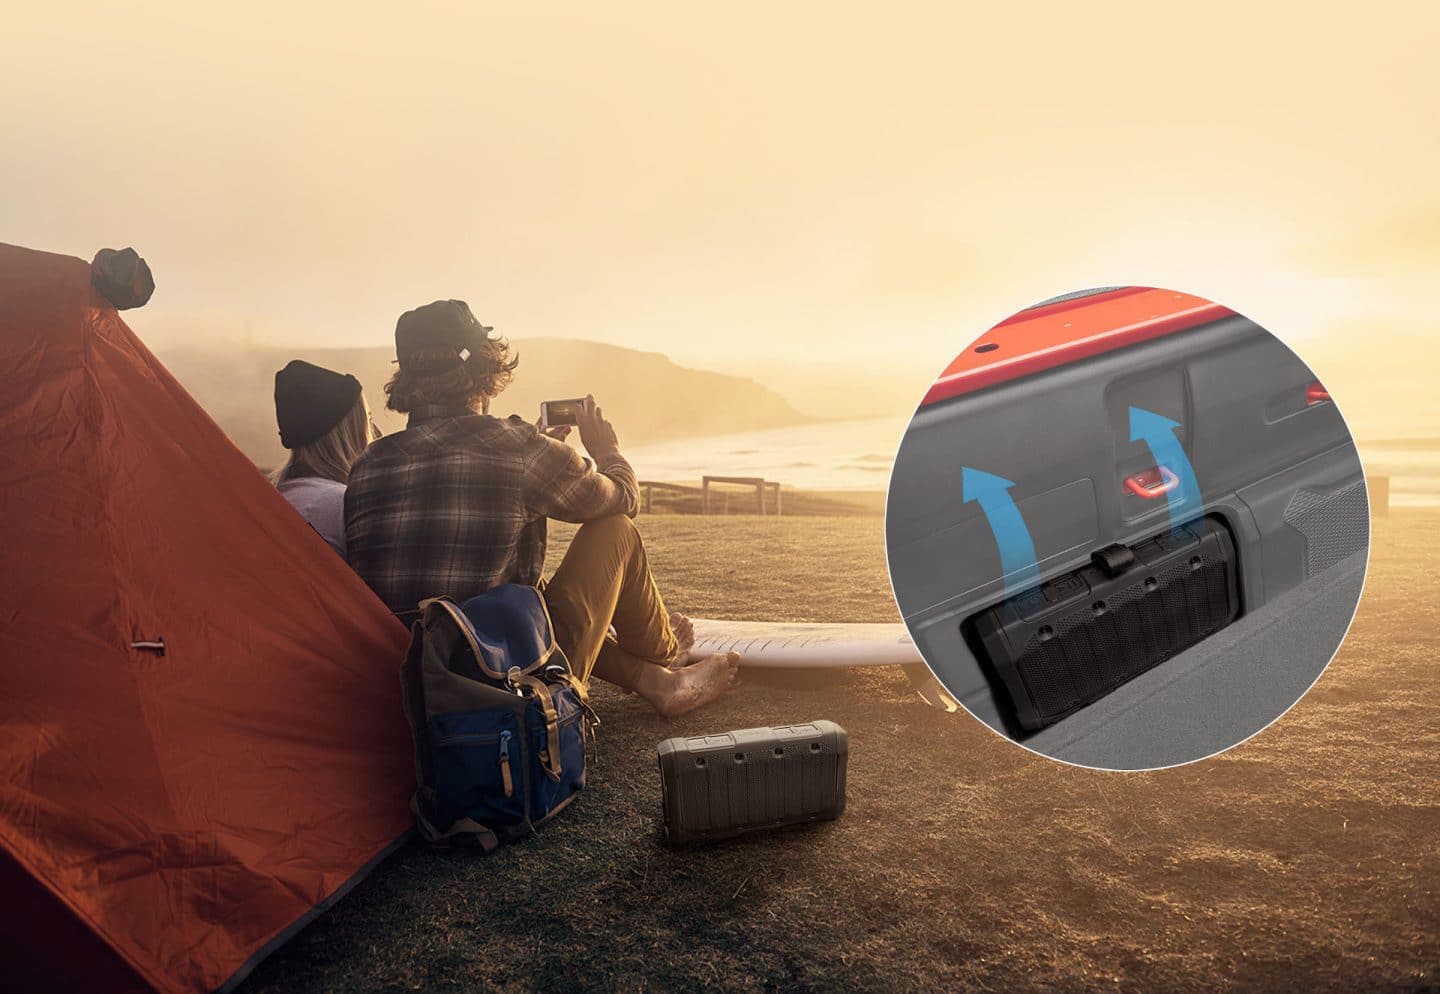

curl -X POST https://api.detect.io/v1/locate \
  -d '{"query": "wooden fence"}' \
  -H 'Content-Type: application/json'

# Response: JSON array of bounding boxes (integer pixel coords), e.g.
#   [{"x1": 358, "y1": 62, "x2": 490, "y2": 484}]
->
[{"x1": 636, "y1": 477, "x2": 782, "y2": 515}]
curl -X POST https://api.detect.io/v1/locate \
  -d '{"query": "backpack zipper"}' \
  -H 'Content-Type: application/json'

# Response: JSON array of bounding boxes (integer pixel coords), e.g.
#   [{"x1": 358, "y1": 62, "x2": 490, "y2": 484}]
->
[
  {"x1": 436, "y1": 731, "x2": 502, "y2": 747},
  {"x1": 434, "y1": 729, "x2": 518, "y2": 801},
  {"x1": 499, "y1": 730, "x2": 514, "y2": 798}
]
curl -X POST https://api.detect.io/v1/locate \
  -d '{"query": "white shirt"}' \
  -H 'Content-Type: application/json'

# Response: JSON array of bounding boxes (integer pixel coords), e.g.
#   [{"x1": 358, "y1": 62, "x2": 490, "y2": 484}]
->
[{"x1": 278, "y1": 477, "x2": 348, "y2": 557}]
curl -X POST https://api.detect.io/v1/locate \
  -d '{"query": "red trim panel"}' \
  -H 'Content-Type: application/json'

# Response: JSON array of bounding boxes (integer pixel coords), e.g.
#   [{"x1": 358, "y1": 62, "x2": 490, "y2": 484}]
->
[
  {"x1": 992, "y1": 286, "x2": 1150, "y2": 328},
  {"x1": 922, "y1": 288, "x2": 1236, "y2": 407}
]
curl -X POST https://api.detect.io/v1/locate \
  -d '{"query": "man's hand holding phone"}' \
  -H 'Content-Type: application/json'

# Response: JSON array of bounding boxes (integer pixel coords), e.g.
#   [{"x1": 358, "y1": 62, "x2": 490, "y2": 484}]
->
[
  {"x1": 575, "y1": 395, "x2": 620, "y2": 462},
  {"x1": 538, "y1": 395, "x2": 620, "y2": 461}
]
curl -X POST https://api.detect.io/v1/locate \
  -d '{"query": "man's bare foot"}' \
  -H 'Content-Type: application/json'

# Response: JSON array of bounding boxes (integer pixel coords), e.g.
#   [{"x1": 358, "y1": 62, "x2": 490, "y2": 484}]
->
[
  {"x1": 668, "y1": 611, "x2": 698, "y2": 667},
  {"x1": 646, "y1": 651, "x2": 740, "y2": 719}
]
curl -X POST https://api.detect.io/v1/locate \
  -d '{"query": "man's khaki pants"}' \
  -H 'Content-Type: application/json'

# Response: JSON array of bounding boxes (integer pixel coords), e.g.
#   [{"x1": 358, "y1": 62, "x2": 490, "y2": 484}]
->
[{"x1": 541, "y1": 515, "x2": 679, "y2": 690}]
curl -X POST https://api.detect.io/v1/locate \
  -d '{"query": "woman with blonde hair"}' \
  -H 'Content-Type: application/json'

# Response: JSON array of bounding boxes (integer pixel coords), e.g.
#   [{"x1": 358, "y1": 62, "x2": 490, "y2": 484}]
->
[{"x1": 272, "y1": 359, "x2": 377, "y2": 557}]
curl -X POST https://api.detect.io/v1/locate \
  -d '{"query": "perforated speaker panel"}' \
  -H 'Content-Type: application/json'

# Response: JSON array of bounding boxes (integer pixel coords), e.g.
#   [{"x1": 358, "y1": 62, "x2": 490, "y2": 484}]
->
[{"x1": 1283, "y1": 481, "x2": 1369, "y2": 576}]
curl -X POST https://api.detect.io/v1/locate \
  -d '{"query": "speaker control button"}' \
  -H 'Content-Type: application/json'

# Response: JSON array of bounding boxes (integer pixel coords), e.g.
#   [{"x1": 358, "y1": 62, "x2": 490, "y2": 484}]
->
[{"x1": 1044, "y1": 574, "x2": 1087, "y2": 603}]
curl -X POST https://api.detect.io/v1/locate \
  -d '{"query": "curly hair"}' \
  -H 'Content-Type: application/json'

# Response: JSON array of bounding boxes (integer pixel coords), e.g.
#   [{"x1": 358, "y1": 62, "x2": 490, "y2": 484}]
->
[{"x1": 384, "y1": 336, "x2": 519, "y2": 414}]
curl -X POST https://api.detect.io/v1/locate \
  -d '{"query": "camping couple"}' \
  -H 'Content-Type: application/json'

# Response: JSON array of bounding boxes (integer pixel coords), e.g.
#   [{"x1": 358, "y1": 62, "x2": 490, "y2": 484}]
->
[{"x1": 271, "y1": 299, "x2": 740, "y2": 718}]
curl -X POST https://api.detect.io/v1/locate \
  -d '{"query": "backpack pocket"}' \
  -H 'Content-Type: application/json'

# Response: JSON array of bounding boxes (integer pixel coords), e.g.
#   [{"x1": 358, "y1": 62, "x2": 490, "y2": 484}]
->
[
  {"x1": 527, "y1": 689, "x2": 587, "y2": 823},
  {"x1": 429, "y1": 710, "x2": 525, "y2": 831}
]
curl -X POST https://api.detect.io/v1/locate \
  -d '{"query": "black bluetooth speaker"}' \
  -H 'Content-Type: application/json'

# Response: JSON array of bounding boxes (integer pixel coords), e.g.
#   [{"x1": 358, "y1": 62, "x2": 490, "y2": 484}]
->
[{"x1": 969, "y1": 517, "x2": 1241, "y2": 733}]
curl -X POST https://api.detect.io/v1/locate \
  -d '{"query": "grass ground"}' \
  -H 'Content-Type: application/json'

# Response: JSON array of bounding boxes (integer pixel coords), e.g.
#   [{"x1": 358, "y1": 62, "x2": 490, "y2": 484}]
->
[{"x1": 241, "y1": 510, "x2": 1438, "y2": 993}]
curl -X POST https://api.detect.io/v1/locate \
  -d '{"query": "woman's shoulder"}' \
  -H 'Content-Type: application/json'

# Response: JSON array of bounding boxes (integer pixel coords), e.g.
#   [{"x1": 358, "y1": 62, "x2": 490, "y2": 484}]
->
[
  {"x1": 278, "y1": 476, "x2": 347, "y2": 497},
  {"x1": 277, "y1": 476, "x2": 348, "y2": 555}
]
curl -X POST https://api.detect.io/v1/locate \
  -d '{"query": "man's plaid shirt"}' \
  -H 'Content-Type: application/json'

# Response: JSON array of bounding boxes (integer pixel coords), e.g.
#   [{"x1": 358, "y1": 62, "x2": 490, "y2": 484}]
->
[{"x1": 345, "y1": 404, "x2": 638, "y2": 614}]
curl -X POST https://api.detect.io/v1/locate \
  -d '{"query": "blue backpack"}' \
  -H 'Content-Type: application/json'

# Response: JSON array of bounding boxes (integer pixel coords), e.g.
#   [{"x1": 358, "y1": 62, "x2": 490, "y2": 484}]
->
[{"x1": 399, "y1": 585, "x2": 592, "y2": 850}]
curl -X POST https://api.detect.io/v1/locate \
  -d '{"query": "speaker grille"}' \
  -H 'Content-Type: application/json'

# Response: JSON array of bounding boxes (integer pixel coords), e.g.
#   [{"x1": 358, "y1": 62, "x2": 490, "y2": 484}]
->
[{"x1": 1283, "y1": 482, "x2": 1369, "y2": 576}]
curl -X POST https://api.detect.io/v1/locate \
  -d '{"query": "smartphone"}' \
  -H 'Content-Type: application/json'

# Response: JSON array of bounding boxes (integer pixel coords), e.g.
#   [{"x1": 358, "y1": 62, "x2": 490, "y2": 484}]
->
[{"x1": 539, "y1": 398, "x2": 586, "y2": 429}]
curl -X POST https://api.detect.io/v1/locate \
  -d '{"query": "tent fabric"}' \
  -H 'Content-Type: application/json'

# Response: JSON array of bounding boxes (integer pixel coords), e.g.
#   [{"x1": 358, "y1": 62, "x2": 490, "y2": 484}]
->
[{"x1": 0, "y1": 243, "x2": 414, "y2": 993}]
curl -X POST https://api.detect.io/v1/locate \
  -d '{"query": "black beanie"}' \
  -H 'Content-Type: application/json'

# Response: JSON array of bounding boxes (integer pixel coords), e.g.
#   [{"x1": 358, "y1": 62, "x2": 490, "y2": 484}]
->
[{"x1": 274, "y1": 360, "x2": 363, "y2": 449}]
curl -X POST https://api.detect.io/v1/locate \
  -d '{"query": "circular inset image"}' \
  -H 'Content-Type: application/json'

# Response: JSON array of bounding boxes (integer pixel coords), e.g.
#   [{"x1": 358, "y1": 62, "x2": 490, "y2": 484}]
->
[{"x1": 885, "y1": 286, "x2": 1369, "y2": 770}]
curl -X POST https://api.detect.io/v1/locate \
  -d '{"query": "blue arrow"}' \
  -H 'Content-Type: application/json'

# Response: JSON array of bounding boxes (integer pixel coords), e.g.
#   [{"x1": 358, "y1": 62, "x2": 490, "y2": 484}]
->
[
  {"x1": 962, "y1": 467, "x2": 1040, "y2": 596},
  {"x1": 1128, "y1": 406, "x2": 1202, "y2": 536}
]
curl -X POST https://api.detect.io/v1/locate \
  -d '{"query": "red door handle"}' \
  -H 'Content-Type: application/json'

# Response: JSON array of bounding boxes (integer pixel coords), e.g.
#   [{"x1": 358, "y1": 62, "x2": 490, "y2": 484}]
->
[{"x1": 1124, "y1": 465, "x2": 1179, "y2": 499}]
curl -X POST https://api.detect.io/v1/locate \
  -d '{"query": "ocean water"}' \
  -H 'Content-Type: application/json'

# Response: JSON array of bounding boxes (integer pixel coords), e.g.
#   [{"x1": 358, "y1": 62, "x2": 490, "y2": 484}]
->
[
  {"x1": 623, "y1": 416, "x2": 908, "y2": 491},
  {"x1": 623, "y1": 417, "x2": 1440, "y2": 509}
]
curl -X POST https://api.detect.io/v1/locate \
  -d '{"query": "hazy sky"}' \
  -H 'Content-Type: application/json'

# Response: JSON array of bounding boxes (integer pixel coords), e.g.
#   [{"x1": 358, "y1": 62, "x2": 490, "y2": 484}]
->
[{"x1": 3, "y1": 3, "x2": 1437, "y2": 367}]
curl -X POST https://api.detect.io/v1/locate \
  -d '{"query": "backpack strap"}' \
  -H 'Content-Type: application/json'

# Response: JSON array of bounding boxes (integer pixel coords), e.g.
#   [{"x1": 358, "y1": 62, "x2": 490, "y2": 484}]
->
[
  {"x1": 508, "y1": 668, "x2": 565, "y2": 782},
  {"x1": 558, "y1": 670, "x2": 589, "y2": 703},
  {"x1": 410, "y1": 794, "x2": 500, "y2": 852},
  {"x1": 420, "y1": 597, "x2": 500, "y2": 678}
]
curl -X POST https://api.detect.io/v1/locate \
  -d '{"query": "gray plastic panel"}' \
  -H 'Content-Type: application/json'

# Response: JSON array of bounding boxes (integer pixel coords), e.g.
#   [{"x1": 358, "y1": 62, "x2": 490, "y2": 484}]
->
[
  {"x1": 887, "y1": 313, "x2": 1367, "y2": 761},
  {"x1": 888, "y1": 478, "x2": 1098, "y2": 620},
  {"x1": 1025, "y1": 548, "x2": 1366, "y2": 769},
  {"x1": 1238, "y1": 447, "x2": 1370, "y2": 598}
]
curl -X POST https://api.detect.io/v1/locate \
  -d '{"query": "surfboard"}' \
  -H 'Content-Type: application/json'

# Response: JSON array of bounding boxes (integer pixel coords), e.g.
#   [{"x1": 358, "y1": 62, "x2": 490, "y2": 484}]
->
[{"x1": 688, "y1": 618, "x2": 922, "y2": 669}]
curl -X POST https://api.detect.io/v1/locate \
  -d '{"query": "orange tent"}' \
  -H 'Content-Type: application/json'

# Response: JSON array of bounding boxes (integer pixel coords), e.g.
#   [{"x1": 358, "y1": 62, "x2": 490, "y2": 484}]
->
[{"x1": 0, "y1": 243, "x2": 414, "y2": 992}]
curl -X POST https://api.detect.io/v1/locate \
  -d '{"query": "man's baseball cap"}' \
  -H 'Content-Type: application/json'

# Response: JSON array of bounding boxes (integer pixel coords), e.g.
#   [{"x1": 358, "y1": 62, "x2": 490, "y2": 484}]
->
[{"x1": 394, "y1": 299, "x2": 492, "y2": 371}]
